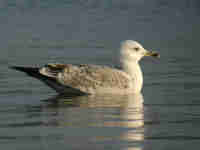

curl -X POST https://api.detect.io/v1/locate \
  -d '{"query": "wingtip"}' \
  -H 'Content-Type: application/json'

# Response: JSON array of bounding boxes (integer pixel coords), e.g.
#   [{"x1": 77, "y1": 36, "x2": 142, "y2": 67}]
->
[
  {"x1": 9, "y1": 65, "x2": 24, "y2": 71},
  {"x1": 8, "y1": 65, "x2": 19, "y2": 70},
  {"x1": 8, "y1": 65, "x2": 39, "y2": 73}
]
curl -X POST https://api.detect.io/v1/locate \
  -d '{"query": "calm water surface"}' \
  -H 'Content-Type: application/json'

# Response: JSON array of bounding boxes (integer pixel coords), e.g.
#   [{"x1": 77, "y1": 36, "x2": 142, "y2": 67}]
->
[{"x1": 1, "y1": 0, "x2": 200, "y2": 150}]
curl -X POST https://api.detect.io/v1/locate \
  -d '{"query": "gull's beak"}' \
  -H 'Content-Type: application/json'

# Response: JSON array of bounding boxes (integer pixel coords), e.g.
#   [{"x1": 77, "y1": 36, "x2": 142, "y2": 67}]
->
[{"x1": 144, "y1": 50, "x2": 160, "y2": 58}]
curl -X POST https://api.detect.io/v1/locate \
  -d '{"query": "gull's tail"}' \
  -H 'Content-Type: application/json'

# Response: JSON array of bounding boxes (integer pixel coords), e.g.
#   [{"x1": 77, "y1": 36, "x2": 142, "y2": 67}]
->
[
  {"x1": 9, "y1": 66, "x2": 60, "y2": 91},
  {"x1": 9, "y1": 66, "x2": 42, "y2": 79},
  {"x1": 9, "y1": 66, "x2": 85, "y2": 95}
]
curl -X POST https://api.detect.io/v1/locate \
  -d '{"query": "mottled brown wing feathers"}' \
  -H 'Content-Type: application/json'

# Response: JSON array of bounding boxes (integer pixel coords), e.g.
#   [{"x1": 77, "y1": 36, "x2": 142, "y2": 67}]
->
[
  {"x1": 40, "y1": 64, "x2": 131, "y2": 93},
  {"x1": 40, "y1": 63, "x2": 73, "y2": 77},
  {"x1": 60, "y1": 64, "x2": 131, "y2": 90}
]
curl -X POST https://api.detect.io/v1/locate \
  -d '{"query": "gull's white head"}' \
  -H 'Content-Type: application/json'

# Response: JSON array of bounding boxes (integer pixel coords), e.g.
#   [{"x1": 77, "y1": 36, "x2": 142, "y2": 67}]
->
[
  {"x1": 119, "y1": 40, "x2": 160, "y2": 93},
  {"x1": 120, "y1": 40, "x2": 159, "y2": 63}
]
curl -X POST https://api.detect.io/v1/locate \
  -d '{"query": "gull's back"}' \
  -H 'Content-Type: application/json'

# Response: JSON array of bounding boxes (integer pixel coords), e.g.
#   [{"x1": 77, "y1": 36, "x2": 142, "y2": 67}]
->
[{"x1": 40, "y1": 64, "x2": 133, "y2": 94}]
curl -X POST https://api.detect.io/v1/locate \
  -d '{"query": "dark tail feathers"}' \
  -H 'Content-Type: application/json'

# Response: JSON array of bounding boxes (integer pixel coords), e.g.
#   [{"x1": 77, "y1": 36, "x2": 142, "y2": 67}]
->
[
  {"x1": 9, "y1": 66, "x2": 86, "y2": 94},
  {"x1": 9, "y1": 65, "x2": 63, "y2": 92},
  {"x1": 9, "y1": 66, "x2": 42, "y2": 79}
]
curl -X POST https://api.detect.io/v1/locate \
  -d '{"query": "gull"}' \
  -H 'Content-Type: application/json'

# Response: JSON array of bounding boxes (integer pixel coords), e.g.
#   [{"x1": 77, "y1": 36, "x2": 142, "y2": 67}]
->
[{"x1": 10, "y1": 40, "x2": 159, "y2": 95}]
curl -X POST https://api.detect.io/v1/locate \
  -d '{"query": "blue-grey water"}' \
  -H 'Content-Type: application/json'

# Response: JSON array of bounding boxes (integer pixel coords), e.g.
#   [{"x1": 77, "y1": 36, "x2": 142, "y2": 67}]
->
[{"x1": 1, "y1": 0, "x2": 200, "y2": 149}]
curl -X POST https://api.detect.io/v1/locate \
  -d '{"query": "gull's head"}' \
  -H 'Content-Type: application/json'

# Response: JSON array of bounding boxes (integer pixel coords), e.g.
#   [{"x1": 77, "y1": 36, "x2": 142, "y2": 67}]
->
[{"x1": 120, "y1": 40, "x2": 160, "y2": 62}]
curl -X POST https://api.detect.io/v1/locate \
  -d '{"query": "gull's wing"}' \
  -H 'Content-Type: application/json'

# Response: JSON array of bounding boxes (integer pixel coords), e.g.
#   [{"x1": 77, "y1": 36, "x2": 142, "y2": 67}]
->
[
  {"x1": 10, "y1": 65, "x2": 85, "y2": 95},
  {"x1": 39, "y1": 64, "x2": 132, "y2": 94}
]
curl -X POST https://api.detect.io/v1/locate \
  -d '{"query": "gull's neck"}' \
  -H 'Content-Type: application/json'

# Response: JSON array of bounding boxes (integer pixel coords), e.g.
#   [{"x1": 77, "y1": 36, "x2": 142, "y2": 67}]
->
[{"x1": 121, "y1": 59, "x2": 143, "y2": 93}]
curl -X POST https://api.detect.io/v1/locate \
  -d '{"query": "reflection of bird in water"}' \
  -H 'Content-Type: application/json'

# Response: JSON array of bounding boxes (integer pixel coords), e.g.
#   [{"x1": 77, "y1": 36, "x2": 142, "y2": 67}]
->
[
  {"x1": 39, "y1": 93, "x2": 144, "y2": 149},
  {"x1": 10, "y1": 40, "x2": 159, "y2": 95}
]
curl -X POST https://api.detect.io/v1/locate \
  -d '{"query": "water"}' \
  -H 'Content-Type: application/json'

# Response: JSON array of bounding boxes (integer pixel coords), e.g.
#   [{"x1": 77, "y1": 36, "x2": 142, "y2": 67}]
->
[{"x1": 1, "y1": 0, "x2": 200, "y2": 149}]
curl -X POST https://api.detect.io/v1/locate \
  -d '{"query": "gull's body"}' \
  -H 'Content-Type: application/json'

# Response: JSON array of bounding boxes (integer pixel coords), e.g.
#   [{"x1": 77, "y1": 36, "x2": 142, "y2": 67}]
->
[{"x1": 10, "y1": 40, "x2": 159, "y2": 95}]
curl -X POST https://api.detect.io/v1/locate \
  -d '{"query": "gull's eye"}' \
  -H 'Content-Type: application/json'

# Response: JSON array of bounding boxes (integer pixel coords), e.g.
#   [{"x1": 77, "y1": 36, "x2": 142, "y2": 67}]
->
[{"x1": 134, "y1": 47, "x2": 139, "y2": 51}]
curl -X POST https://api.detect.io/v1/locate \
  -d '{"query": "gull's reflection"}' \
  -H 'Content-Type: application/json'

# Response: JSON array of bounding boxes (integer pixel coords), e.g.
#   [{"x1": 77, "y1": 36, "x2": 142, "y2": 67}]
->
[{"x1": 40, "y1": 93, "x2": 144, "y2": 150}]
